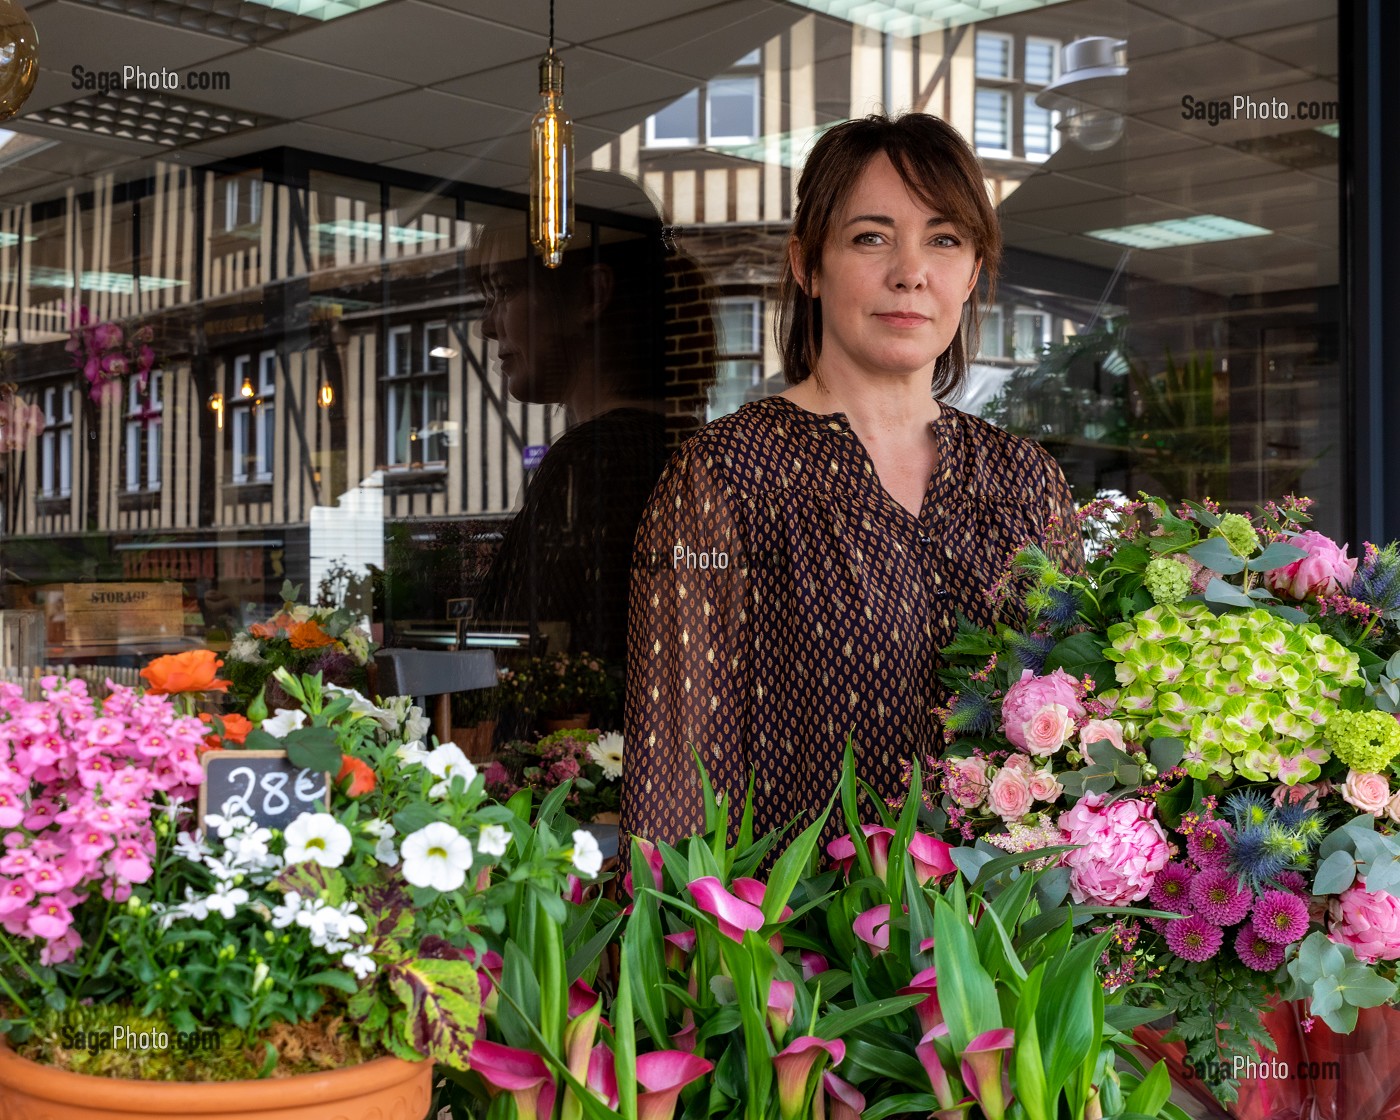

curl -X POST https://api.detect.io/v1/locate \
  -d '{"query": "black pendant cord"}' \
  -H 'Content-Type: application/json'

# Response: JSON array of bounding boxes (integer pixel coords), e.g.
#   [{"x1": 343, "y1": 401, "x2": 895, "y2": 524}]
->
[{"x1": 548, "y1": 0, "x2": 555, "y2": 52}]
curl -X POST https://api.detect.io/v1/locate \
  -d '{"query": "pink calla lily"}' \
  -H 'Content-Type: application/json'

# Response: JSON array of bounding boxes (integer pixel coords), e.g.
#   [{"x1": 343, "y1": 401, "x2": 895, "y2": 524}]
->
[
  {"x1": 853, "y1": 904, "x2": 892, "y2": 953},
  {"x1": 826, "y1": 825, "x2": 895, "y2": 878},
  {"x1": 687, "y1": 876, "x2": 766, "y2": 942},
  {"x1": 916, "y1": 1025, "x2": 959, "y2": 1109},
  {"x1": 587, "y1": 1043, "x2": 619, "y2": 1109},
  {"x1": 961, "y1": 1028, "x2": 1015, "y2": 1120},
  {"x1": 773, "y1": 1036, "x2": 846, "y2": 1120},
  {"x1": 625, "y1": 837, "x2": 666, "y2": 897},
  {"x1": 800, "y1": 950, "x2": 830, "y2": 980},
  {"x1": 635, "y1": 1050, "x2": 714, "y2": 1120},
  {"x1": 563, "y1": 995, "x2": 603, "y2": 1120},
  {"x1": 566, "y1": 874, "x2": 586, "y2": 904},
  {"x1": 569, "y1": 978, "x2": 605, "y2": 1019},
  {"x1": 732, "y1": 876, "x2": 793, "y2": 951},
  {"x1": 908, "y1": 832, "x2": 957, "y2": 882},
  {"x1": 898, "y1": 966, "x2": 943, "y2": 1034},
  {"x1": 768, "y1": 978, "x2": 796, "y2": 1039},
  {"x1": 670, "y1": 1022, "x2": 698, "y2": 1052},
  {"x1": 467, "y1": 1039, "x2": 557, "y2": 1120},
  {"x1": 664, "y1": 929, "x2": 697, "y2": 969},
  {"x1": 919, "y1": 937, "x2": 936, "y2": 953},
  {"x1": 820, "y1": 1070, "x2": 866, "y2": 1120}
]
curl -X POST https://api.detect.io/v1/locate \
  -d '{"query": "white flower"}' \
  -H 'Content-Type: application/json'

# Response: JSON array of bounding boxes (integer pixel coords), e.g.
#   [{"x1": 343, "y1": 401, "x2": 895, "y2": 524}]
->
[
  {"x1": 205, "y1": 885, "x2": 249, "y2": 919},
  {"x1": 403, "y1": 706, "x2": 431, "y2": 745},
  {"x1": 477, "y1": 824, "x2": 511, "y2": 859},
  {"x1": 324, "y1": 683, "x2": 394, "y2": 725},
  {"x1": 424, "y1": 744, "x2": 478, "y2": 799},
  {"x1": 261, "y1": 708, "x2": 308, "y2": 739},
  {"x1": 225, "y1": 826, "x2": 274, "y2": 868},
  {"x1": 342, "y1": 950, "x2": 376, "y2": 980},
  {"x1": 270, "y1": 892, "x2": 303, "y2": 928},
  {"x1": 252, "y1": 961, "x2": 271, "y2": 991},
  {"x1": 282, "y1": 812, "x2": 353, "y2": 868},
  {"x1": 401, "y1": 822, "x2": 473, "y2": 892},
  {"x1": 174, "y1": 831, "x2": 211, "y2": 862},
  {"x1": 206, "y1": 810, "x2": 253, "y2": 839},
  {"x1": 362, "y1": 819, "x2": 399, "y2": 865},
  {"x1": 396, "y1": 740, "x2": 432, "y2": 768},
  {"x1": 570, "y1": 829, "x2": 604, "y2": 879},
  {"x1": 228, "y1": 634, "x2": 265, "y2": 664},
  {"x1": 587, "y1": 732, "x2": 625, "y2": 780}
]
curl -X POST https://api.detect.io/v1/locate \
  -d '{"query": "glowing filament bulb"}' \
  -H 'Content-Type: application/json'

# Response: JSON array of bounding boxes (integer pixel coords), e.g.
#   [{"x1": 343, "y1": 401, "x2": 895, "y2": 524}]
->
[{"x1": 530, "y1": 51, "x2": 573, "y2": 268}]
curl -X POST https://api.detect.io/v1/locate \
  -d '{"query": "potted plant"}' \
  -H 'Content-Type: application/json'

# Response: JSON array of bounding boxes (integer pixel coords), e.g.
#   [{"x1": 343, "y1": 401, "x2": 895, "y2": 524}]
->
[
  {"x1": 498, "y1": 652, "x2": 617, "y2": 732},
  {"x1": 451, "y1": 684, "x2": 502, "y2": 761},
  {"x1": 0, "y1": 655, "x2": 598, "y2": 1118},
  {"x1": 483, "y1": 728, "x2": 624, "y2": 824}
]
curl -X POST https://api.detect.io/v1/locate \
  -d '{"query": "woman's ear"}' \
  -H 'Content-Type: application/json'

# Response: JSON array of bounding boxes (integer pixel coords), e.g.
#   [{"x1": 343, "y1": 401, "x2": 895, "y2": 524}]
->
[
  {"x1": 965, "y1": 258, "x2": 982, "y2": 301},
  {"x1": 788, "y1": 238, "x2": 818, "y2": 299}
]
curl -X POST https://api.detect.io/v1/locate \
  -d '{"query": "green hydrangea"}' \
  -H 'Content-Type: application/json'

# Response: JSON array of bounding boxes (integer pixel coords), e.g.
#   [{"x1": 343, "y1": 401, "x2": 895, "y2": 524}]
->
[
  {"x1": 1104, "y1": 603, "x2": 1363, "y2": 783},
  {"x1": 1215, "y1": 513, "x2": 1261, "y2": 556},
  {"x1": 1144, "y1": 557, "x2": 1193, "y2": 605},
  {"x1": 1325, "y1": 709, "x2": 1400, "y2": 773}
]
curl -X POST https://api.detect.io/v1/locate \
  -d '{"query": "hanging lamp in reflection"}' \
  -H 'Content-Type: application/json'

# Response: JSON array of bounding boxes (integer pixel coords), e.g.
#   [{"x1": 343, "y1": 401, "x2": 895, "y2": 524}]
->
[
  {"x1": 239, "y1": 374, "x2": 254, "y2": 398},
  {"x1": 0, "y1": 0, "x2": 38, "y2": 122},
  {"x1": 318, "y1": 380, "x2": 334, "y2": 408},
  {"x1": 529, "y1": 0, "x2": 572, "y2": 268}
]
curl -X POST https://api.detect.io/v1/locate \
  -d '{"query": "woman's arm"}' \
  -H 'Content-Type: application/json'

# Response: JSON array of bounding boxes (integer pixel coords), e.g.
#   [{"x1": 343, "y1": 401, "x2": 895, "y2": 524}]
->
[{"x1": 621, "y1": 444, "x2": 752, "y2": 849}]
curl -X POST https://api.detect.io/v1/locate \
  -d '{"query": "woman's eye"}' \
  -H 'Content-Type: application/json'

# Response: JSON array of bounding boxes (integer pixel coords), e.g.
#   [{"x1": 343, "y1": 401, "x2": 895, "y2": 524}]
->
[
  {"x1": 853, "y1": 231, "x2": 884, "y2": 245},
  {"x1": 932, "y1": 234, "x2": 960, "y2": 247}
]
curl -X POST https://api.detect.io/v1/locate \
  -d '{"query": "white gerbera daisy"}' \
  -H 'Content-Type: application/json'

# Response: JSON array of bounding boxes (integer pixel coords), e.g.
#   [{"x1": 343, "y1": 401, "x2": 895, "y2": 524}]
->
[{"x1": 587, "y1": 732, "x2": 625, "y2": 780}]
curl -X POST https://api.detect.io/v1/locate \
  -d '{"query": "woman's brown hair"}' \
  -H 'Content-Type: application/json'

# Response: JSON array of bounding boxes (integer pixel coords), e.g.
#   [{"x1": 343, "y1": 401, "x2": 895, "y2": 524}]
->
[{"x1": 777, "y1": 113, "x2": 1002, "y2": 399}]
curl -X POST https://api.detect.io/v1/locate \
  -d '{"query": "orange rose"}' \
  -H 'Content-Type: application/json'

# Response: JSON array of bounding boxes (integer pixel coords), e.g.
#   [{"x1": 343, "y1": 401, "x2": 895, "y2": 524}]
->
[
  {"x1": 247, "y1": 621, "x2": 279, "y2": 640},
  {"x1": 199, "y1": 711, "x2": 252, "y2": 746},
  {"x1": 337, "y1": 755, "x2": 376, "y2": 798},
  {"x1": 288, "y1": 620, "x2": 335, "y2": 651},
  {"x1": 140, "y1": 650, "x2": 231, "y2": 695}
]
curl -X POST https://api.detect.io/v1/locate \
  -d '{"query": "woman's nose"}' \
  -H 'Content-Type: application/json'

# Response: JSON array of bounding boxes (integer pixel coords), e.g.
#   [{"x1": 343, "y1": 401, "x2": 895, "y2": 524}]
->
[
  {"x1": 890, "y1": 250, "x2": 927, "y2": 290},
  {"x1": 480, "y1": 302, "x2": 499, "y2": 340}
]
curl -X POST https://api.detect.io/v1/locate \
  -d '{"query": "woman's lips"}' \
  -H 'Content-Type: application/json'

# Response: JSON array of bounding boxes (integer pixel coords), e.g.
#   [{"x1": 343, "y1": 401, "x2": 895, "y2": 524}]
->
[{"x1": 874, "y1": 312, "x2": 927, "y2": 328}]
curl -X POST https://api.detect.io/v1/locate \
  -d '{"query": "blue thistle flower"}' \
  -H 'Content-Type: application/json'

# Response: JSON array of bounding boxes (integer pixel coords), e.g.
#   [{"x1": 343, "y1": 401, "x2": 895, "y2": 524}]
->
[
  {"x1": 1005, "y1": 630, "x2": 1055, "y2": 676},
  {"x1": 1042, "y1": 586, "x2": 1084, "y2": 629},
  {"x1": 945, "y1": 690, "x2": 995, "y2": 737},
  {"x1": 1353, "y1": 542, "x2": 1400, "y2": 613},
  {"x1": 1225, "y1": 789, "x2": 1272, "y2": 832},
  {"x1": 1230, "y1": 824, "x2": 1290, "y2": 888},
  {"x1": 1273, "y1": 801, "x2": 1310, "y2": 830}
]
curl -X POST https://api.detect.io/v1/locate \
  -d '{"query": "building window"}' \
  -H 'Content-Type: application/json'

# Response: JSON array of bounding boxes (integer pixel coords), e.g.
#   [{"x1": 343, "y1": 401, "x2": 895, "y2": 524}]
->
[
  {"x1": 974, "y1": 31, "x2": 1060, "y2": 161},
  {"x1": 230, "y1": 351, "x2": 275, "y2": 483},
  {"x1": 974, "y1": 90, "x2": 1012, "y2": 156},
  {"x1": 39, "y1": 385, "x2": 72, "y2": 498},
  {"x1": 224, "y1": 175, "x2": 263, "y2": 232},
  {"x1": 123, "y1": 371, "x2": 162, "y2": 492},
  {"x1": 1025, "y1": 37, "x2": 1059, "y2": 85},
  {"x1": 707, "y1": 298, "x2": 763, "y2": 421},
  {"x1": 384, "y1": 322, "x2": 451, "y2": 468},
  {"x1": 646, "y1": 49, "x2": 761, "y2": 147},
  {"x1": 978, "y1": 306, "x2": 1006, "y2": 360},
  {"x1": 975, "y1": 31, "x2": 1012, "y2": 80},
  {"x1": 1012, "y1": 308, "x2": 1052, "y2": 362}
]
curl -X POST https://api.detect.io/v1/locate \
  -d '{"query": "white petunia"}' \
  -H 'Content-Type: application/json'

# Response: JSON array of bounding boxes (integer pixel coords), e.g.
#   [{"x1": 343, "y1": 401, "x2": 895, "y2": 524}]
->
[
  {"x1": 477, "y1": 824, "x2": 511, "y2": 859},
  {"x1": 362, "y1": 819, "x2": 398, "y2": 865},
  {"x1": 261, "y1": 708, "x2": 308, "y2": 739},
  {"x1": 401, "y1": 822, "x2": 474, "y2": 892},
  {"x1": 403, "y1": 707, "x2": 432, "y2": 745},
  {"x1": 396, "y1": 740, "x2": 432, "y2": 769},
  {"x1": 324, "y1": 683, "x2": 395, "y2": 725},
  {"x1": 570, "y1": 829, "x2": 604, "y2": 879},
  {"x1": 270, "y1": 892, "x2": 303, "y2": 929},
  {"x1": 282, "y1": 812, "x2": 353, "y2": 869},
  {"x1": 587, "y1": 732, "x2": 625, "y2": 780},
  {"x1": 342, "y1": 950, "x2": 377, "y2": 980},
  {"x1": 424, "y1": 744, "x2": 478, "y2": 799},
  {"x1": 205, "y1": 885, "x2": 249, "y2": 919}
]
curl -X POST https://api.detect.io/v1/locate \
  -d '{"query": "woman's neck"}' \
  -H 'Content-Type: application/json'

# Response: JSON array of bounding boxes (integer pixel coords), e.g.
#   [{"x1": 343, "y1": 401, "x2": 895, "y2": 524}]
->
[{"x1": 780, "y1": 371, "x2": 941, "y2": 437}]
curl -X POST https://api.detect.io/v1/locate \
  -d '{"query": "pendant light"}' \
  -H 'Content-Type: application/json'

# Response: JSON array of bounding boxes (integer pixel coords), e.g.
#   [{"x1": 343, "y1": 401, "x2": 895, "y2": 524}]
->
[
  {"x1": 529, "y1": 0, "x2": 573, "y2": 268},
  {"x1": 0, "y1": 0, "x2": 38, "y2": 122}
]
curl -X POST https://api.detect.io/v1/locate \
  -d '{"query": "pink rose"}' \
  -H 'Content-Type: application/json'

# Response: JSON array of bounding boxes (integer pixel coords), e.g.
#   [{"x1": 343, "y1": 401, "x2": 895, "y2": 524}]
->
[
  {"x1": 1264, "y1": 531, "x2": 1358, "y2": 600},
  {"x1": 1342, "y1": 770, "x2": 1391, "y2": 816},
  {"x1": 1329, "y1": 879, "x2": 1400, "y2": 963},
  {"x1": 1001, "y1": 670, "x2": 1086, "y2": 751},
  {"x1": 1028, "y1": 768, "x2": 1063, "y2": 803},
  {"x1": 1078, "y1": 719, "x2": 1126, "y2": 761},
  {"x1": 987, "y1": 766, "x2": 1033, "y2": 821},
  {"x1": 1273, "y1": 782, "x2": 1328, "y2": 810},
  {"x1": 1387, "y1": 792, "x2": 1400, "y2": 825},
  {"x1": 1003, "y1": 753, "x2": 1036, "y2": 776},
  {"x1": 1023, "y1": 704, "x2": 1072, "y2": 757},
  {"x1": 1059, "y1": 794, "x2": 1169, "y2": 906},
  {"x1": 944, "y1": 756, "x2": 990, "y2": 809}
]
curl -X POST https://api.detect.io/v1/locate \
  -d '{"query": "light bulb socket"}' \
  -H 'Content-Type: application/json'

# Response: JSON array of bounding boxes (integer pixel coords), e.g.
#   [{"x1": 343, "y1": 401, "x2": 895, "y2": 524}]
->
[{"x1": 538, "y1": 51, "x2": 565, "y2": 97}]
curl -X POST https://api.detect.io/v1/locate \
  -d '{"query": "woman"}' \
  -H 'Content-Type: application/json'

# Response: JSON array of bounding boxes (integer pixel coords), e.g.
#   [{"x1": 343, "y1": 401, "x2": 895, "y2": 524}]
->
[{"x1": 621, "y1": 113, "x2": 1082, "y2": 852}]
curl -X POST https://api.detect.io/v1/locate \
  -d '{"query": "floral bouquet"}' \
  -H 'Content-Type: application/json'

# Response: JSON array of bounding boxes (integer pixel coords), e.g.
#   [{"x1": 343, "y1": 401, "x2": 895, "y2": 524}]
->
[
  {"x1": 64, "y1": 306, "x2": 158, "y2": 404},
  {"x1": 0, "y1": 653, "x2": 602, "y2": 1081},
  {"x1": 922, "y1": 494, "x2": 1400, "y2": 1102},
  {"x1": 225, "y1": 579, "x2": 374, "y2": 710},
  {"x1": 484, "y1": 728, "x2": 624, "y2": 822}
]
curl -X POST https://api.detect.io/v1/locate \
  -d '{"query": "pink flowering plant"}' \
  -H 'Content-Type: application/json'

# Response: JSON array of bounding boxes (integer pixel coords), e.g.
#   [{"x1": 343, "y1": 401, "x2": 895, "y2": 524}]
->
[
  {"x1": 64, "y1": 305, "x2": 159, "y2": 405},
  {"x1": 920, "y1": 493, "x2": 1400, "y2": 1103},
  {"x1": 484, "y1": 728, "x2": 624, "y2": 822}
]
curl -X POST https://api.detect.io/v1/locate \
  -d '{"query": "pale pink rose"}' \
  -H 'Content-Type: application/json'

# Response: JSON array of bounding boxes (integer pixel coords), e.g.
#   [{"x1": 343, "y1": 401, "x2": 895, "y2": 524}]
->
[
  {"x1": 1059, "y1": 794, "x2": 1169, "y2": 906},
  {"x1": 1341, "y1": 770, "x2": 1391, "y2": 816},
  {"x1": 1273, "y1": 782, "x2": 1328, "y2": 810},
  {"x1": 987, "y1": 766, "x2": 1033, "y2": 821},
  {"x1": 1387, "y1": 792, "x2": 1400, "y2": 825},
  {"x1": 1003, "y1": 753, "x2": 1036, "y2": 776},
  {"x1": 1264, "y1": 531, "x2": 1358, "y2": 600},
  {"x1": 1329, "y1": 879, "x2": 1400, "y2": 963},
  {"x1": 1078, "y1": 719, "x2": 1126, "y2": 761},
  {"x1": 1001, "y1": 670, "x2": 1086, "y2": 751},
  {"x1": 1023, "y1": 704, "x2": 1072, "y2": 757},
  {"x1": 1028, "y1": 768, "x2": 1063, "y2": 803},
  {"x1": 944, "y1": 756, "x2": 990, "y2": 809}
]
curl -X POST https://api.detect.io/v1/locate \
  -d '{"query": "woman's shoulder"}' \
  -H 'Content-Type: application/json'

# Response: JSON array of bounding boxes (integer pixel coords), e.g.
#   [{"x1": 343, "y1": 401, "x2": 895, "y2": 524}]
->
[
  {"x1": 664, "y1": 397, "x2": 817, "y2": 488},
  {"x1": 944, "y1": 405, "x2": 1065, "y2": 477}
]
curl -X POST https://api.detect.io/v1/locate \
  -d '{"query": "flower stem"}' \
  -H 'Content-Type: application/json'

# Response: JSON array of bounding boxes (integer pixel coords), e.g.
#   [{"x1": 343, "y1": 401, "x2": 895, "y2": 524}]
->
[
  {"x1": 71, "y1": 896, "x2": 115, "y2": 998},
  {"x1": 0, "y1": 960, "x2": 33, "y2": 1018},
  {"x1": 0, "y1": 928, "x2": 44, "y2": 988}
]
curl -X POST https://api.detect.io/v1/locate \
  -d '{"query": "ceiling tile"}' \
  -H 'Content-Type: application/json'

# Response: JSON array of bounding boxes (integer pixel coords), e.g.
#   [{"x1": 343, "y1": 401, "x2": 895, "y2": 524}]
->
[
  {"x1": 162, "y1": 47, "x2": 414, "y2": 118},
  {"x1": 587, "y1": 1, "x2": 799, "y2": 82},
  {"x1": 182, "y1": 121, "x2": 425, "y2": 163},
  {"x1": 30, "y1": 1, "x2": 240, "y2": 73},
  {"x1": 310, "y1": 88, "x2": 526, "y2": 148}
]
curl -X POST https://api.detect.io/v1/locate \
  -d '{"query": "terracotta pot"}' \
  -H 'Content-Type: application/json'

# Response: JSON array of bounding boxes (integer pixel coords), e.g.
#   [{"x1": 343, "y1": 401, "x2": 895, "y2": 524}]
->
[
  {"x1": 541, "y1": 713, "x2": 590, "y2": 732},
  {"x1": 451, "y1": 719, "x2": 497, "y2": 761},
  {"x1": 0, "y1": 1041, "x2": 432, "y2": 1120}
]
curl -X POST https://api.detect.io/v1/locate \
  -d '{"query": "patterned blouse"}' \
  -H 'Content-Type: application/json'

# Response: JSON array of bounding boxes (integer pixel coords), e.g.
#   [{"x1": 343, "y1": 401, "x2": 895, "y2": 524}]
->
[{"x1": 620, "y1": 395, "x2": 1080, "y2": 854}]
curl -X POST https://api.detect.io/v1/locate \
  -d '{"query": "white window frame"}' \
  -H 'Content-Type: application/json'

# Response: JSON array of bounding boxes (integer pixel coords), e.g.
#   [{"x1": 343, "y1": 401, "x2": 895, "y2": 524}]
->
[
  {"x1": 974, "y1": 88, "x2": 1013, "y2": 158},
  {"x1": 230, "y1": 350, "x2": 275, "y2": 483},
  {"x1": 1023, "y1": 95, "x2": 1060, "y2": 162},
  {"x1": 975, "y1": 30, "x2": 1013, "y2": 81},
  {"x1": 707, "y1": 297, "x2": 764, "y2": 421},
  {"x1": 39, "y1": 385, "x2": 72, "y2": 498},
  {"x1": 1012, "y1": 307, "x2": 1053, "y2": 363},
  {"x1": 645, "y1": 88, "x2": 701, "y2": 148},
  {"x1": 978, "y1": 305, "x2": 1006, "y2": 361},
  {"x1": 384, "y1": 322, "x2": 450, "y2": 469},
  {"x1": 224, "y1": 176, "x2": 263, "y2": 232},
  {"x1": 123, "y1": 371, "x2": 162, "y2": 492},
  {"x1": 1024, "y1": 36, "x2": 1061, "y2": 86},
  {"x1": 705, "y1": 75, "x2": 760, "y2": 145}
]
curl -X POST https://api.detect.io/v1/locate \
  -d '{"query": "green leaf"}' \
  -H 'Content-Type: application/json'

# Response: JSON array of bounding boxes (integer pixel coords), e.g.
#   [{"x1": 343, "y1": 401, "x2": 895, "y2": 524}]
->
[
  {"x1": 392, "y1": 801, "x2": 440, "y2": 836},
  {"x1": 243, "y1": 728, "x2": 281, "y2": 753},
  {"x1": 932, "y1": 890, "x2": 1000, "y2": 1053},
  {"x1": 1124, "y1": 1060, "x2": 1171, "y2": 1115},
  {"x1": 383, "y1": 957, "x2": 482, "y2": 1066},
  {"x1": 282, "y1": 725, "x2": 342, "y2": 773},
  {"x1": 1203, "y1": 578, "x2": 1254, "y2": 609},
  {"x1": 763, "y1": 794, "x2": 834, "y2": 923},
  {"x1": 1014, "y1": 967, "x2": 1050, "y2": 1120},
  {"x1": 1246, "y1": 540, "x2": 1309, "y2": 572},
  {"x1": 1042, "y1": 632, "x2": 1114, "y2": 692},
  {"x1": 814, "y1": 994, "x2": 923, "y2": 1040},
  {"x1": 302, "y1": 969, "x2": 359, "y2": 995},
  {"x1": 1264, "y1": 604, "x2": 1310, "y2": 624},
  {"x1": 1188, "y1": 536, "x2": 1245, "y2": 574},
  {"x1": 1313, "y1": 850, "x2": 1358, "y2": 895},
  {"x1": 1339, "y1": 965, "x2": 1397, "y2": 1008},
  {"x1": 1149, "y1": 738, "x2": 1185, "y2": 772},
  {"x1": 862, "y1": 1095, "x2": 939, "y2": 1120}
]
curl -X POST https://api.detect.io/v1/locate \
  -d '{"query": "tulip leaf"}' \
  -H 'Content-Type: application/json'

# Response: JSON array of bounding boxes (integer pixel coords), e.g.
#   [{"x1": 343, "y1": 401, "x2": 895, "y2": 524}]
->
[
  {"x1": 1124, "y1": 1060, "x2": 1171, "y2": 1115},
  {"x1": 813, "y1": 994, "x2": 922, "y2": 1041},
  {"x1": 1014, "y1": 966, "x2": 1050, "y2": 1120},
  {"x1": 905, "y1": 859, "x2": 937, "y2": 970},
  {"x1": 862, "y1": 1095, "x2": 940, "y2": 1120},
  {"x1": 621, "y1": 881, "x2": 669, "y2": 1047},
  {"x1": 839, "y1": 739, "x2": 876, "y2": 882},
  {"x1": 840, "y1": 1036, "x2": 927, "y2": 1084},
  {"x1": 614, "y1": 942, "x2": 638, "y2": 1120}
]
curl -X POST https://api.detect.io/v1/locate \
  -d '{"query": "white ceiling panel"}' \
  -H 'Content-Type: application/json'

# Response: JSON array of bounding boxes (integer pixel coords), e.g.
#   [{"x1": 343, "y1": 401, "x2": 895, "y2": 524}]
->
[
  {"x1": 30, "y1": 1, "x2": 239, "y2": 73},
  {"x1": 309, "y1": 88, "x2": 528, "y2": 148}
]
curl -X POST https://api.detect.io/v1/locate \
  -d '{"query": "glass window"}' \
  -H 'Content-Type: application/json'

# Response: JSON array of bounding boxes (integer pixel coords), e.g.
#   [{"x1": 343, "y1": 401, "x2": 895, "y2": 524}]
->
[
  {"x1": 384, "y1": 322, "x2": 450, "y2": 468},
  {"x1": 1024, "y1": 97, "x2": 1057, "y2": 159},
  {"x1": 1024, "y1": 37, "x2": 1059, "y2": 86},
  {"x1": 123, "y1": 371, "x2": 162, "y2": 492},
  {"x1": 647, "y1": 89, "x2": 699, "y2": 146},
  {"x1": 707, "y1": 76, "x2": 760, "y2": 144},
  {"x1": 975, "y1": 31, "x2": 1012, "y2": 80},
  {"x1": 1012, "y1": 309, "x2": 1049, "y2": 362},
  {"x1": 979, "y1": 306, "x2": 1006, "y2": 360},
  {"x1": 39, "y1": 385, "x2": 72, "y2": 498},
  {"x1": 974, "y1": 89, "x2": 1011, "y2": 155},
  {"x1": 230, "y1": 351, "x2": 275, "y2": 483}
]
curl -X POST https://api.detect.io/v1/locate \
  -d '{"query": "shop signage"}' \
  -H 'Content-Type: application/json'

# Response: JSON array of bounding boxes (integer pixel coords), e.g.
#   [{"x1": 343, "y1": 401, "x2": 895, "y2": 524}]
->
[
  {"x1": 62, "y1": 582, "x2": 183, "y2": 645},
  {"x1": 198, "y1": 749, "x2": 330, "y2": 832}
]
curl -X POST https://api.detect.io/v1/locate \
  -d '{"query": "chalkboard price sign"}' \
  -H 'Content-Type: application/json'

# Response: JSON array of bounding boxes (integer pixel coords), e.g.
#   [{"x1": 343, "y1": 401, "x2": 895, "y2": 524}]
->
[{"x1": 199, "y1": 750, "x2": 331, "y2": 833}]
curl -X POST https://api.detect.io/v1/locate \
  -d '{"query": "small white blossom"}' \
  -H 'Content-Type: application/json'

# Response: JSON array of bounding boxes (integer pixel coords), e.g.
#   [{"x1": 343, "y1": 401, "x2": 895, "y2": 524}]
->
[
  {"x1": 401, "y1": 822, "x2": 473, "y2": 892},
  {"x1": 403, "y1": 707, "x2": 432, "y2": 745},
  {"x1": 270, "y1": 892, "x2": 303, "y2": 929},
  {"x1": 205, "y1": 885, "x2": 249, "y2": 919},
  {"x1": 252, "y1": 961, "x2": 271, "y2": 991},
  {"x1": 342, "y1": 950, "x2": 376, "y2": 980},
  {"x1": 477, "y1": 824, "x2": 510, "y2": 859},
  {"x1": 283, "y1": 813, "x2": 353, "y2": 868},
  {"x1": 324, "y1": 683, "x2": 395, "y2": 725},
  {"x1": 424, "y1": 744, "x2": 478, "y2": 799},
  {"x1": 206, "y1": 810, "x2": 253, "y2": 839},
  {"x1": 174, "y1": 831, "x2": 211, "y2": 862},
  {"x1": 570, "y1": 829, "x2": 604, "y2": 879},
  {"x1": 362, "y1": 818, "x2": 398, "y2": 865},
  {"x1": 261, "y1": 709, "x2": 308, "y2": 739},
  {"x1": 396, "y1": 740, "x2": 432, "y2": 769}
]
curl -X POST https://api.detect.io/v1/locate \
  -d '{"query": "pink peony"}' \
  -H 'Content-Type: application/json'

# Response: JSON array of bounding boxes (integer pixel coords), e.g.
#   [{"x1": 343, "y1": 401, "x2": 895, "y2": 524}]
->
[
  {"x1": 1264, "y1": 531, "x2": 1358, "y2": 600},
  {"x1": 1328, "y1": 880, "x2": 1400, "y2": 962},
  {"x1": 1058, "y1": 794, "x2": 1169, "y2": 906},
  {"x1": 987, "y1": 766, "x2": 1033, "y2": 821},
  {"x1": 943, "y1": 756, "x2": 990, "y2": 809},
  {"x1": 1001, "y1": 670, "x2": 1085, "y2": 752},
  {"x1": 1341, "y1": 770, "x2": 1391, "y2": 816},
  {"x1": 1023, "y1": 704, "x2": 1072, "y2": 757}
]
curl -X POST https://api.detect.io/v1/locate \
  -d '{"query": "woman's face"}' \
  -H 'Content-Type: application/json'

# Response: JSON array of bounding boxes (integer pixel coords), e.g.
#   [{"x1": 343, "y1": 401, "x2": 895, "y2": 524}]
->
[
  {"x1": 479, "y1": 246, "x2": 576, "y2": 404},
  {"x1": 805, "y1": 153, "x2": 980, "y2": 385}
]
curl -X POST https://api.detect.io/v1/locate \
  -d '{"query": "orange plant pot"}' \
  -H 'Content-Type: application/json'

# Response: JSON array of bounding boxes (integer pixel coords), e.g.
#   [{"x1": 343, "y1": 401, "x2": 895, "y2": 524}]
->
[{"x1": 0, "y1": 1042, "x2": 432, "y2": 1120}]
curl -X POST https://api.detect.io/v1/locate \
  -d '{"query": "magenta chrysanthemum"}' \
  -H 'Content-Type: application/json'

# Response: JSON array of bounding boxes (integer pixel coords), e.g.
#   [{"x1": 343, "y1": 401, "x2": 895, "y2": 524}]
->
[
  {"x1": 1187, "y1": 821, "x2": 1235, "y2": 868},
  {"x1": 1189, "y1": 867, "x2": 1253, "y2": 926},
  {"x1": 1235, "y1": 924, "x2": 1286, "y2": 971},
  {"x1": 1252, "y1": 890, "x2": 1310, "y2": 945},
  {"x1": 1275, "y1": 871, "x2": 1310, "y2": 898},
  {"x1": 1149, "y1": 862, "x2": 1193, "y2": 913},
  {"x1": 1164, "y1": 914, "x2": 1224, "y2": 962}
]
